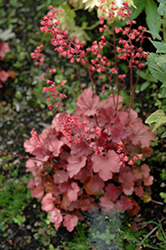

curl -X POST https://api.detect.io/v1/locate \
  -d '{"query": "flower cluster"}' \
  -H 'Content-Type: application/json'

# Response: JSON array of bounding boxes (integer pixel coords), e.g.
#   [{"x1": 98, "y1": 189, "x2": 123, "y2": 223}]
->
[
  {"x1": 31, "y1": 45, "x2": 67, "y2": 110},
  {"x1": 31, "y1": 1, "x2": 149, "y2": 111},
  {"x1": 116, "y1": 23, "x2": 149, "y2": 69}
]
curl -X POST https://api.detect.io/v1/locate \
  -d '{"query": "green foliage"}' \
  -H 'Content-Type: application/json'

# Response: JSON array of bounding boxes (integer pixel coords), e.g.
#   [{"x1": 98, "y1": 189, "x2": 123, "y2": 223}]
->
[
  {"x1": 146, "y1": 10, "x2": 166, "y2": 137},
  {"x1": 0, "y1": 169, "x2": 32, "y2": 228},
  {"x1": 119, "y1": 224, "x2": 149, "y2": 249},
  {"x1": 160, "y1": 168, "x2": 166, "y2": 208},
  {"x1": 132, "y1": 0, "x2": 161, "y2": 39},
  {"x1": 139, "y1": 220, "x2": 166, "y2": 249},
  {"x1": 48, "y1": 244, "x2": 58, "y2": 250},
  {"x1": 160, "y1": 192, "x2": 166, "y2": 202},
  {"x1": 63, "y1": 222, "x2": 92, "y2": 250},
  {"x1": 145, "y1": 110, "x2": 166, "y2": 134},
  {"x1": 136, "y1": 68, "x2": 158, "y2": 93},
  {"x1": 160, "y1": 169, "x2": 166, "y2": 180},
  {"x1": 52, "y1": 2, "x2": 95, "y2": 43},
  {"x1": 88, "y1": 213, "x2": 122, "y2": 250},
  {"x1": 13, "y1": 214, "x2": 26, "y2": 226},
  {"x1": 147, "y1": 52, "x2": 166, "y2": 84},
  {"x1": 146, "y1": 43, "x2": 166, "y2": 137}
]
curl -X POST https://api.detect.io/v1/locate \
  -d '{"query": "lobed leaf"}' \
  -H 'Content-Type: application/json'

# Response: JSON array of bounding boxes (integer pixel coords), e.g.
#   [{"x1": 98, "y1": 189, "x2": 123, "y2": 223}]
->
[
  {"x1": 67, "y1": 155, "x2": 87, "y2": 178},
  {"x1": 76, "y1": 87, "x2": 100, "y2": 116},
  {"x1": 92, "y1": 150, "x2": 120, "y2": 181},
  {"x1": 63, "y1": 214, "x2": 78, "y2": 232}
]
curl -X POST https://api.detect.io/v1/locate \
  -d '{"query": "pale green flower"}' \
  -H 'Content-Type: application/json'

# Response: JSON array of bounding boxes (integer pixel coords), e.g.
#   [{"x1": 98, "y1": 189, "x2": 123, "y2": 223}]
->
[
  {"x1": 82, "y1": 0, "x2": 135, "y2": 17},
  {"x1": 66, "y1": 0, "x2": 135, "y2": 16},
  {"x1": 82, "y1": 0, "x2": 100, "y2": 11},
  {"x1": 97, "y1": 0, "x2": 135, "y2": 19},
  {"x1": 68, "y1": 0, "x2": 85, "y2": 9}
]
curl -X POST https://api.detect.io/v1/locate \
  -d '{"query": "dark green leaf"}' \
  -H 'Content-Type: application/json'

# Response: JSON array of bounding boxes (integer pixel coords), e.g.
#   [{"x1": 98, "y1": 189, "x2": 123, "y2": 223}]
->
[
  {"x1": 161, "y1": 131, "x2": 166, "y2": 138},
  {"x1": 131, "y1": 0, "x2": 146, "y2": 19},
  {"x1": 162, "y1": 105, "x2": 166, "y2": 111},
  {"x1": 145, "y1": 0, "x2": 161, "y2": 39},
  {"x1": 151, "y1": 40, "x2": 166, "y2": 50},
  {"x1": 140, "y1": 81, "x2": 150, "y2": 91},
  {"x1": 161, "y1": 82, "x2": 166, "y2": 87},
  {"x1": 161, "y1": 87, "x2": 166, "y2": 97},
  {"x1": 145, "y1": 30, "x2": 161, "y2": 40}
]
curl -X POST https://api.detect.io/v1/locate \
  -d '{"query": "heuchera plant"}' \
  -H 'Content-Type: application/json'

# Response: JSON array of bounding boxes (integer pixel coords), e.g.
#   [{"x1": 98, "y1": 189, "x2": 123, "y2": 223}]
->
[
  {"x1": 24, "y1": 1, "x2": 156, "y2": 232},
  {"x1": 0, "y1": 42, "x2": 10, "y2": 88}
]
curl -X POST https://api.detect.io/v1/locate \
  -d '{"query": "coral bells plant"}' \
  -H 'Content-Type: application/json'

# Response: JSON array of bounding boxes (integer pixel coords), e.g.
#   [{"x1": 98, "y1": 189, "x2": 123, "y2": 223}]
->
[{"x1": 24, "y1": 1, "x2": 156, "y2": 232}]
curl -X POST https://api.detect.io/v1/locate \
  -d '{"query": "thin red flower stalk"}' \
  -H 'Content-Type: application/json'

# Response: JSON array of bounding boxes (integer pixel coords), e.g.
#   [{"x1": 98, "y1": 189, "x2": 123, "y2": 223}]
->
[
  {"x1": 0, "y1": 148, "x2": 54, "y2": 166},
  {"x1": 32, "y1": 1, "x2": 149, "y2": 112}
]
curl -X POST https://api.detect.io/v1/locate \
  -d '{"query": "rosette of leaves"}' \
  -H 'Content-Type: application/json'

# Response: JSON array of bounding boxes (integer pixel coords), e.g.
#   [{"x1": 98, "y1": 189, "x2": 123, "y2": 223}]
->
[{"x1": 24, "y1": 87, "x2": 155, "y2": 232}]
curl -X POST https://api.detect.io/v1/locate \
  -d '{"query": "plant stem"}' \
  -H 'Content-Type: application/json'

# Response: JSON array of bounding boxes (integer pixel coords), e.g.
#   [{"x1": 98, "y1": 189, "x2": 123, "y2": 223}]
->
[{"x1": 0, "y1": 148, "x2": 53, "y2": 166}]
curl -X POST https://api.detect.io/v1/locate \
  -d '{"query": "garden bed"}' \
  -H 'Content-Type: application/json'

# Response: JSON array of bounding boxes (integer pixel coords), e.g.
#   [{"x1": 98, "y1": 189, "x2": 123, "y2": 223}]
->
[{"x1": 0, "y1": 0, "x2": 166, "y2": 249}]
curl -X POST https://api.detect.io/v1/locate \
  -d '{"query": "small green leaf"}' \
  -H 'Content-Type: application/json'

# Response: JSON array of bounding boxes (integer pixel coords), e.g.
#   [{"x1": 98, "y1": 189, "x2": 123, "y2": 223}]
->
[
  {"x1": 161, "y1": 131, "x2": 166, "y2": 138},
  {"x1": 145, "y1": 109, "x2": 166, "y2": 125},
  {"x1": 160, "y1": 192, "x2": 166, "y2": 203},
  {"x1": 49, "y1": 244, "x2": 56, "y2": 250},
  {"x1": 140, "y1": 81, "x2": 150, "y2": 91},
  {"x1": 139, "y1": 68, "x2": 158, "y2": 82}
]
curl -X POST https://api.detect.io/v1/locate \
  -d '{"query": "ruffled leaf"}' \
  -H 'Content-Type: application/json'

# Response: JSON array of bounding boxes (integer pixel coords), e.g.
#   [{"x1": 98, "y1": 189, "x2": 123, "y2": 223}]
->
[
  {"x1": 92, "y1": 150, "x2": 120, "y2": 181},
  {"x1": 67, "y1": 155, "x2": 87, "y2": 178},
  {"x1": 63, "y1": 214, "x2": 78, "y2": 232},
  {"x1": 76, "y1": 87, "x2": 100, "y2": 116}
]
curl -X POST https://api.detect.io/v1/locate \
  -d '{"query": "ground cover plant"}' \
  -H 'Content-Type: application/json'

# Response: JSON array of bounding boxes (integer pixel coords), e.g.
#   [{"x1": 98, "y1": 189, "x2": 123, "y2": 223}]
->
[
  {"x1": 24, "y1": 0, "x2": 156, "y2": 234},
  {"x1": 0, "y1": 0, "x2": 164, "y2": 249}
]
